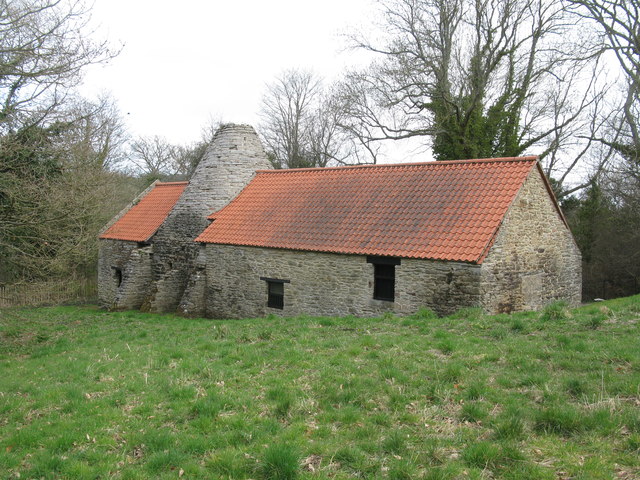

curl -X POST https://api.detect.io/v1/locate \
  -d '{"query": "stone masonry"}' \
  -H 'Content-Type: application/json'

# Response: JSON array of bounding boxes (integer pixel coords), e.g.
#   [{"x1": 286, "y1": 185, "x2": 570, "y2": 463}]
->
[
  {"x1": 97, "y1": 180, "x2": 159, "y2": 310},
  {"x1": 480, "y1": 167, "x2": 582, "y2": 312},
  {"x1": 97, "y1": 239, "x2": 153, "y2": 310},
  {"x1": 204, "y1": 244, "x2": 482, "y2": 318}
]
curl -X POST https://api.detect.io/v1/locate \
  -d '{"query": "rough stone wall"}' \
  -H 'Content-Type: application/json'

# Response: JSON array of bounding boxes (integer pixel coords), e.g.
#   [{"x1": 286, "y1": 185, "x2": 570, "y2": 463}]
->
[
  {"x1": 480, "y1": 167, "x2": 582, "y2": 313},
  {"x1": 98, "y1": 239, "x2": 153, "y2": 310},
  {"x1": 177, "y1": 245, "x2": 208, "y2": 317},
  {"x1": 204, "y1": 245, "x2": 482, "y2": 318},
  {"x1": 145, "y1": 124, "x2": 272, "y2": 313}
]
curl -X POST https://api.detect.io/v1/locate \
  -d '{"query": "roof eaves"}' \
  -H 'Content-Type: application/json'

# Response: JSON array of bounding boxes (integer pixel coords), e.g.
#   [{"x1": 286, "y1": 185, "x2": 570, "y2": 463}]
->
[
  {"x1": 99, "y1": 181, "x2": 189, "y2": 242},
  {"x1": 98, "y1": 180, "x2": 160, "y2": 237},
  {"x1": 196, "y1": 239, "x2": 489, "y2": 264},
  {"x1": 534, "y1": 162, "x2": 570, "y2": 230}
]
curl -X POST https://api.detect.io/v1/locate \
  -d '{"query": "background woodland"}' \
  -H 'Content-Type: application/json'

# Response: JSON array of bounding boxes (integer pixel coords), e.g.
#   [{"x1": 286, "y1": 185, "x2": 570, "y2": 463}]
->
[{"x1": 1, "y1": 0, "x2": 638, "y2": 301}]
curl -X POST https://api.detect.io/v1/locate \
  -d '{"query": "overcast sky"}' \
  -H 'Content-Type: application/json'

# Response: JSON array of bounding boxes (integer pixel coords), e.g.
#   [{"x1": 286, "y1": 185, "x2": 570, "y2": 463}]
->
[{"x1": 80, "y1": 0, "x2": 376, "y2": 147}]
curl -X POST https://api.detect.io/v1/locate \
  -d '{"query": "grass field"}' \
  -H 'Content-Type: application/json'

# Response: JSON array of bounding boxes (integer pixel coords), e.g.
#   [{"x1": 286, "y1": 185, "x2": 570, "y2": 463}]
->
[{"x1": 1, "y1": 297, "x2": 639, "y2": 479}]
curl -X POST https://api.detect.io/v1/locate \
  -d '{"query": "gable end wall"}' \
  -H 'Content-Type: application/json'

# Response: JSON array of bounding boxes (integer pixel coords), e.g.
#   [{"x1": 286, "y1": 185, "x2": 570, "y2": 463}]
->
[{"x1": 480, "y1": 168, "x2": 581, "y2": 313}]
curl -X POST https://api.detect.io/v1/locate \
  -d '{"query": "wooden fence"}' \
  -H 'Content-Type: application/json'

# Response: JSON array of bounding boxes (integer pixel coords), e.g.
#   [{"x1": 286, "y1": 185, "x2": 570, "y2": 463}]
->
[{"x1": 0, "y1": 278, "x2": 97, "y2": 308}]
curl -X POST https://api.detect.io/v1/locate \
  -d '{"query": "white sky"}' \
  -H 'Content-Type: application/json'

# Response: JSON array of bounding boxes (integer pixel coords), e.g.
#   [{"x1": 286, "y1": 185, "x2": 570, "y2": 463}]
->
[{"x1": 81, "y1": 0, "x2": 377, "y2": 147}]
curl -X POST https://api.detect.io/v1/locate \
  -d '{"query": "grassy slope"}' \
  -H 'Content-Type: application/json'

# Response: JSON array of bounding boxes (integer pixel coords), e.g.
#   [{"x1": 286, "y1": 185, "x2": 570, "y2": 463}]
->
[{"x1": 0, "y1": 297, "x2": 639, "y2": 480}]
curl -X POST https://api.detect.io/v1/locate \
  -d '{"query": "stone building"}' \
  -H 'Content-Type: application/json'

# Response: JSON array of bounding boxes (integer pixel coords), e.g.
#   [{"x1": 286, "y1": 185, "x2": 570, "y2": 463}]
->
[
  {"x1": 98, "y1": 124, "x2": 271, "y2": 313},
  {"x1": 99, "y1": 124, "x2": 581, "y2": 318}
]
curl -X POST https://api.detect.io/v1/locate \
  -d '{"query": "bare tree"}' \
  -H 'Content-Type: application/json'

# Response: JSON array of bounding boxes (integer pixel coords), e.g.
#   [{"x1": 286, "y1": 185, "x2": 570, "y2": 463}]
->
[
  {"x1": 0, "y1": 0, "x2": 130, "y2": 283},
  {"x1": 260, "y1": 70, "x2": 380, "y2": 168},
  {"x1": 340, "y1": 0, "x2": 604, "y2": 192},
  {"x1": 59, "y1": 94, "x2": 129, "y2": 170},
  {"x1": 569, "y1": 0, "x2": 640, "y2": 162},
  {"x1": 129, "y1": 118, "x2": 227, "y2": 179},
  {"x1": 129, "y1": 136, "x2": 180, "y2": 178},
  {"x1": 259, "y1": 69, "x2": 379, "y2": 168},
  {"x1": 259, "y1": 70, "x2": 322, "y2": 168},
  {"x1": 0, "y1": 0, "x2": 116, "y2": 133}
]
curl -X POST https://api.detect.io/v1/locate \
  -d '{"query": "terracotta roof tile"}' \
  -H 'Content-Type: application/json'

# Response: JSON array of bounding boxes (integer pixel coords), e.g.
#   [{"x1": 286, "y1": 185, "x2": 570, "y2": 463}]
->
[
  {"x1": 195, "y1": 157, "x2": 538, "y2": 264},
  {"x1": 100, "y1": 181, "x2": 188, "y2": 242}
]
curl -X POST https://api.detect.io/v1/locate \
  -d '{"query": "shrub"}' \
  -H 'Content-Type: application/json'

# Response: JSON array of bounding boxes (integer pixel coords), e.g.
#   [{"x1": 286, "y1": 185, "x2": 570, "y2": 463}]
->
[
  {"x1": 585, "y1": 313, "x2": 606, "y2": 329},
  {"x1": 492, "y1": 408, "x2": 525, "y2": 440},
  {"x1": 461, "y1": 441, "x2": 501, "y2": 469},
  {"x1": 388, "y1": 458, "x2": 416, "y2": 480},
  {"x1": 510, "y1": 318, "x2": 526, "y2": 332},
  {"x1": 267, "y1": 387, "x2": 293, "y2": 419},
  {"x1": 211, "y1": 324, "x2": 228, "y2": 339},
  {"x1": 437, "y1": 339, "x2": 455, "y2": 355},
  {"x1": 258, "y1": 329, "x2": 273, "y2": 340},
  {"x1": 424, "y1": 465, "x2": 457, "y2": 480},
  {"x1": 381, "y1": 311, "x2": 396, "y2": 321},
  {"x1": 145, "y1": 451, "x2": 187, "y2": 474},
  {"x1": 207, "y1": 449, "x2": 252, "y2": 478},
  {"x1": 333, "y1": 446, "x2": 363, "y2": 467},
  {"x1": 191, "y1": 394, "x2": 225, "y2": 418},
  {"x1": 462, "y1": 442, "x2": 524, "y2": 470},
  {"x1": 626, "y1": 434, "x2": 640, "y2": 453},
  {"x1": 540, "y1": 301, "x2": 570, "y2": 322},
  {"x1": 441, "y1": 362, "x2": 464, "y2": 382}
]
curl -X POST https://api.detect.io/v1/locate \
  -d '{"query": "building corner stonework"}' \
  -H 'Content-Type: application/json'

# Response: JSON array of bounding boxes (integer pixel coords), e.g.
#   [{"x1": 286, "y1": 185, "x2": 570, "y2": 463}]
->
[{"x1": 479, "y1": 167, "x2": 582, "y2": 313}]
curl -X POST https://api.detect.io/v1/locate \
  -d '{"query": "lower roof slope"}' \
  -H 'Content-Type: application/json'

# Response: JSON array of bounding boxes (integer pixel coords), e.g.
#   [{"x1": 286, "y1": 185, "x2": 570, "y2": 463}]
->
[
  {"x1": 100, "y1": 181, "x2": 188, "y2": 242},
  {"x1": 195, "y1": 157, "x2": 540, "y2": 264}
]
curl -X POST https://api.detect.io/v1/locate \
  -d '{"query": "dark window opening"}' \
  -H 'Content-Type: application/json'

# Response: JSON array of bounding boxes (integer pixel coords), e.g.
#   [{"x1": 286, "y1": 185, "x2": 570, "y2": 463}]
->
[
  {"x1": 267, "y1": 281, "x2": 284, "y2": 309},
  {"x1": 374, "y1": 264, "x2": 395, "y2": 301},
  {"x1": 113, "y1": 267, "x2": 123, "y2": 287},
  {"x1": 260, "y1": 277, "x2": 290, "y2": 310},
  {"x1": 367, "y1": 256, "x2": 400, "y2": 302}
]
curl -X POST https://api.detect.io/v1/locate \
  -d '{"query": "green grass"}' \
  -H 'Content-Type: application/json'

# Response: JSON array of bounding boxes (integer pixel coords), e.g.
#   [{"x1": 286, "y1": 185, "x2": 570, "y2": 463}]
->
[{"x1": 1, "y1": 295, "x2": 639, "y2": 479}]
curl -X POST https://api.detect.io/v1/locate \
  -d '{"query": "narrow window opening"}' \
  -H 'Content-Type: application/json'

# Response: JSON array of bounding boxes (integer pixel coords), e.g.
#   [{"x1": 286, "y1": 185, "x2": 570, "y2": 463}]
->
[
  {"x1": 260, "y1": 277, "x2": 290, "y2": 310},
  {"x1": 367, "y1": 256, "x2": 400, "y2": 302},
  {"x1": 267, "y1": 281, "x2": 284, "y2": 309},
  {"x1": 113, "y1": 267, "x2": 123, "y2": 287},
  {"x1": 374, "y1": 264, "x2": 395, "y2": 301}
]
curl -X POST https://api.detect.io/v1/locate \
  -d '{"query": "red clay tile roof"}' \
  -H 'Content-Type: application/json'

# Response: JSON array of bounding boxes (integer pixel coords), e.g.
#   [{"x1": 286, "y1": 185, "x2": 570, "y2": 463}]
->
[
  {"x1": 100, "y1": 181, "x2": 188, "y2": 242},
  {"x1": 195, "y1": 157, "x2": 540, "y2": 263}
]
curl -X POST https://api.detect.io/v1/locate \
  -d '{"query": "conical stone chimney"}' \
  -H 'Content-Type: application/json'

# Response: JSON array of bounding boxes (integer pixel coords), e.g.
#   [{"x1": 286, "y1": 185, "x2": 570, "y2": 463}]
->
[{"x1": 144, "y1": 124, "x2": 272, "y2": 313}]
